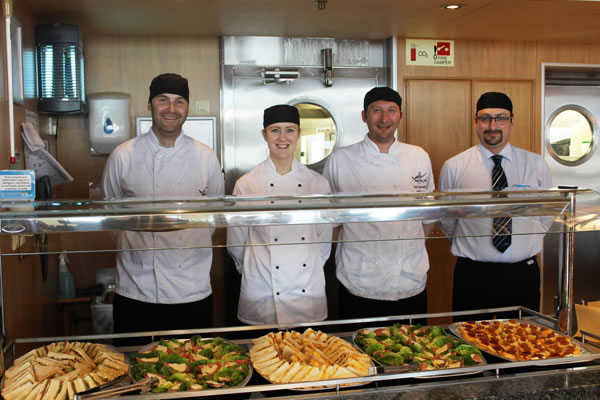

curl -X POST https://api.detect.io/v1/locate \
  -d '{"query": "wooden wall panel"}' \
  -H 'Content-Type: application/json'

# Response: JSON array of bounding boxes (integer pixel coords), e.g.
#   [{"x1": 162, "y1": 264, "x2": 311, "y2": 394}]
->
[
  {"x1": 406, "y1": 79, "x2": 472, "y2": 180},
  {"x1": 399, "y1": 40, "x2": 537, "y2": 80},
  {"x1": 405, "y1": 79, "x2": 472, "y2": 324}
]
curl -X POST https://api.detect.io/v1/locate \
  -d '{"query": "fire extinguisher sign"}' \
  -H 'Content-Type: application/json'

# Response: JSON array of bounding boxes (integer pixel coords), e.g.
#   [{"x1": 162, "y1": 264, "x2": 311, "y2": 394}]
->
[{"x1": 406, "y1": 39, "x2": 455, "y2": 67}]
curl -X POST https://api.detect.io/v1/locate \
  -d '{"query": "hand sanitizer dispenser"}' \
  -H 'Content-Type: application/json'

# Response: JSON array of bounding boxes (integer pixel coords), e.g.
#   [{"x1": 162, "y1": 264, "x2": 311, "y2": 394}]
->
[{"x1": 88, "y1": 92, "x2": 131, "y2": 155}]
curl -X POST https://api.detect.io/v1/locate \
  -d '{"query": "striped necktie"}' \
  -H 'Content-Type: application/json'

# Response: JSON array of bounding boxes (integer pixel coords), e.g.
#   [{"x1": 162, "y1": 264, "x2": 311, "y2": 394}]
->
[{"x1": 491, "y1": 155, "x2": 511, "y2": 253}]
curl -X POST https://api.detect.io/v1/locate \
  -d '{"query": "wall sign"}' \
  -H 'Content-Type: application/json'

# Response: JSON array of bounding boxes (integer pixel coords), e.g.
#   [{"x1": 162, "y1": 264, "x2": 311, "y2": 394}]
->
[
  {"x1": 136, "y1": 116, "x2": 217, "y2": 151},
  {"x1": 406, "y1": 39, "x2": 454, "y2": 67}
]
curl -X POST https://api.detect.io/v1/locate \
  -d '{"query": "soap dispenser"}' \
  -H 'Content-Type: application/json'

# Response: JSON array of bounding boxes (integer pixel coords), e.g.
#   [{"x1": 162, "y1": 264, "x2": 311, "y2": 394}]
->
[{"x1": 57, "y1": 252, "x2": 76, "y2": 298}]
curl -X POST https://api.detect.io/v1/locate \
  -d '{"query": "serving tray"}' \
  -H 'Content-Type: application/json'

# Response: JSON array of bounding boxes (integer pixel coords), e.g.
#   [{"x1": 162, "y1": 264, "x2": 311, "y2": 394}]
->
[
  {"x1": 249, "y1": 329, "x2": 374, "y2": 391},
  {"x1": 448, "y1": 319, "x2": 594, "y2": 364},
  {"x1": 131, "y1": 337, "x2": 252, "y2": 392},
  {"x1": 352, "y1": 325, "x2": 487, "y2": 379}
]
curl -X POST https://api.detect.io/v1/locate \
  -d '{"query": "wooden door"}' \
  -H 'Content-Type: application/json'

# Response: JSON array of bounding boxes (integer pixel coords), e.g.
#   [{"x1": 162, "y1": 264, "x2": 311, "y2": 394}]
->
[{"x1": 406, "y1": 79, "x2": 472, "y2": 324}]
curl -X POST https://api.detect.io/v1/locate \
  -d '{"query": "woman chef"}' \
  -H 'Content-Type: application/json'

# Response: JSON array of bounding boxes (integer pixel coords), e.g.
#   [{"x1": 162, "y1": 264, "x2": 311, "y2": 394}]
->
[{"x1": 227, "y1": 104, "x2": 333, "y2": 325}]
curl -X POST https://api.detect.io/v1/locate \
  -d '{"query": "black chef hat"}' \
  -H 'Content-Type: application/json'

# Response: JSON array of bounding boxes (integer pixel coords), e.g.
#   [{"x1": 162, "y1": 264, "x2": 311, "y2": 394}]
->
[
  {"x1": 149, "y1": 73, "x2": 189, "y2": 103},
  {"x1": 363, "y1": 87, "x2": 402, "y2": 111},
  {"x1": 263, "y1": 105, "x2": 300, "y2": 128},
  {"x1": 476, "y1": 92, "x2": 513, "y2": 113}
]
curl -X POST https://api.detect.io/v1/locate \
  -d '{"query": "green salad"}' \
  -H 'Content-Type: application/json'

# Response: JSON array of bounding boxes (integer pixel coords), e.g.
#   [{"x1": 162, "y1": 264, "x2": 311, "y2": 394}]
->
[
  {"x1": 130, "y1": 336, "x2": 251, "y2": 392},
  {"x1": 354, "y1": 324, "x2": 485, "y2": 371}
]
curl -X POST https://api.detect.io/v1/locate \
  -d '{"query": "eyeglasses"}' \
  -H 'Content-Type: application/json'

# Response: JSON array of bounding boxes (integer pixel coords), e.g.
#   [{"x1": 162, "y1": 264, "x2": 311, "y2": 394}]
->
[{"x1": 476, "y1": 115, "x2": 512, "y2": 125}]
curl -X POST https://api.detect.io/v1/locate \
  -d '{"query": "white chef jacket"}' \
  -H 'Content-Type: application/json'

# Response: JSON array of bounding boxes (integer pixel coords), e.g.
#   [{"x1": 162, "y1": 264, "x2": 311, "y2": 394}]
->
[
  {"x1": 227, "y1": 158, "x2": 332, "y2": 325},
  {"x1": 101, "y1": 130, "x2": 224, "y2": 304},
  {"x1": 438, "y1": 144, "x2": 553, "y2": 263},
  {"x1": 323, "y1": 134, "x2": 435, "y2": 301}
]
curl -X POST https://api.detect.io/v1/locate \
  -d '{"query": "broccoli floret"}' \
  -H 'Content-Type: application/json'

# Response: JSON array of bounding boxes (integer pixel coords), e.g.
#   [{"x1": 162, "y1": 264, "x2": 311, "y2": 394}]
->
[
  {"x1": 362, "y1": 337, "x2": 379, "y2": 346},
  {"x1": 190, "y1": 335, "x2": 203, "y2": 345},
  {"x1": 408, "y1": 341, "x2": 423, "y2": 354},
  {"x1": 381, "y1": 338, "x2": 394, "y2": 347},
  {"x1": 365, "y1": 342, "x2": 385, "y2": 356},
  {"x1": 431, "y1": 336, "x2": 451, "y2": 349},
  {"x1": 389, "y1": 344, "x2": 404, "y2": 352},
  {"x1": 398, "y1": 346, "x2": 413, "y2": 359},
  {"x1": 430, "y1": 326, "x2": 445, "y2": 338},
  {"x1": 395, "y1": 332, "x2": 410, "y2": 345}
]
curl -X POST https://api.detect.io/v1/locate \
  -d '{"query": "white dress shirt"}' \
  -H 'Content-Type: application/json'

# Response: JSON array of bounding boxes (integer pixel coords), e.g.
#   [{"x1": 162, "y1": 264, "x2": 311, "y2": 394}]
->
[
  {"x1": 101, "y1": 130, "x2": 224, "y2": 304},
  {"x1": 438, "y1": 144, "x2": 553, "y2": 263},
  {"x1": 227, "y1": 158, "x2": 332, "y2": 325},
  {"x1": 323, "y1": 134, "x2": 435, "y2": 301}
]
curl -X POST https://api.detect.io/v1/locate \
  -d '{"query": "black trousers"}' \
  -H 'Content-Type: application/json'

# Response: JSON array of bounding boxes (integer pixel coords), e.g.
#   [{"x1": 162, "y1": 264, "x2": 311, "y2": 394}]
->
[
  {"x1": 113, "y1": 293, "x2": 213, "y2": 346},
  {"x1": 453, "y1": 256, "x2": 540, "y2": 322},
  {"x1": 338, "y1": 284, "x2": 428, "y2": 331}
]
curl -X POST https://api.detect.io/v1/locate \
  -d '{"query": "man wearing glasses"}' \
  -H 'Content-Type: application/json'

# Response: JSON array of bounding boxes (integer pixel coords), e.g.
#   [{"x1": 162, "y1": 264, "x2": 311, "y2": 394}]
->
[{"x1": 438, "y1": 92, "x2": 552, "y2": 320}]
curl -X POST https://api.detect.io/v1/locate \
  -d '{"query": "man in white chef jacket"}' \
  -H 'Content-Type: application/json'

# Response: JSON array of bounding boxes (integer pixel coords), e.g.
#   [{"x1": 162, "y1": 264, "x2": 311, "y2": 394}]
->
[
  {"x1": 101, "y1": 73, "x2": 224, "y2": 337},
  {"x1": 438, "y1": 92, "x2": 552, "y2": 320},
  {"x1": 323, "y1": 87, "x2": 434, "y2": 323},
  {"x1": 227, "y1": 105, "x2": 332, "y2": 325}
]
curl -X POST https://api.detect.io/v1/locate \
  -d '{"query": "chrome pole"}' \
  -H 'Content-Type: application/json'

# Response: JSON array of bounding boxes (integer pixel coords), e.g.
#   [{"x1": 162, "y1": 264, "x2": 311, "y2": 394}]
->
[{"x1": 557, "y1": 190, "x2": 576, "y2": 335}]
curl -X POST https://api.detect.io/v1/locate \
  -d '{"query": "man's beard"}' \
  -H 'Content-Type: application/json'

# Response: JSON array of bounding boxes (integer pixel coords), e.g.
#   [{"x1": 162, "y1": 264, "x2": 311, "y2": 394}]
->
[{"x1": 483, "y1": 129, "x2": 503, "y2": 146}]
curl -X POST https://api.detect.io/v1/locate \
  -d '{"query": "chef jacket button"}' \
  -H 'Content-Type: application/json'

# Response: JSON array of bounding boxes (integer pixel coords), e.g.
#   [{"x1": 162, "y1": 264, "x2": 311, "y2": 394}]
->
[
  {"x1": 303, "y1": 263, "x2": 307, "y2": 267},
  {"x1": 276, "y1": 292, "x2": 280, "y2": 295},
  {"x1": 302, "y1": 289, "x2": 306, "y2": 293},
  {"x1": 274, "y1": 238, "x2": 278, "y2": 242},
  {"x1": 301, "y1": 237, "x2": 305, "y2": 241},
  {"x1": 298, "y1": 184, "x2": 302, "y2": 187},
  {"x1": 275, "y1": 265, "x2": 280, "y2": 269},
  {"x1": 270, "y1": 183, "x2": 274, "y2": 187},
  {"x1": 298, "y1": 200, "x2": 302, "y2": 203},
  {"x1": 270, "y1": 201, "x2": 275, "y2": 204}
]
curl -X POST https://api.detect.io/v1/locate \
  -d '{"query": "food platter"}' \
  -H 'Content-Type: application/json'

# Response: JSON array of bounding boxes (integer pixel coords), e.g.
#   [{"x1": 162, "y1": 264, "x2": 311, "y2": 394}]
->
[
  {"x1": 130, "y1": 337, "x2": 252, "y2": 393},
  {"x1": 1, "y1": 341, "x2": 129, "y2": 400},
  {"x1": 448, "y1": 319, "x2": 594, "y2": 365},
  {"x1": 352, "y1": 324, "x2": 487, "y2": 379},
  {"x1": 249, "y1": 328, "x2": 374, "y2": 391}
]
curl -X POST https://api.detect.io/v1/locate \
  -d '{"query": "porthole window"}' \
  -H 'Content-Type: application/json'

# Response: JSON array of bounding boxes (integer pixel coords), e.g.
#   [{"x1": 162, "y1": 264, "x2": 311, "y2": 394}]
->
[
  {"x1": 547, "y1": 106, "x2": 597, "y2": 166},
  {"x1": 294, "y1": 103, "x2": 337, "y2": 165}
]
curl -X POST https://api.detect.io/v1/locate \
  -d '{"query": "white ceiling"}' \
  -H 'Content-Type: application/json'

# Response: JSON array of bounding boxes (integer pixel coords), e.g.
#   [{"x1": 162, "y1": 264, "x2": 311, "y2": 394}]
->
[{"x1": 24, "y1": 0, "x2": 600, "y2": 42}]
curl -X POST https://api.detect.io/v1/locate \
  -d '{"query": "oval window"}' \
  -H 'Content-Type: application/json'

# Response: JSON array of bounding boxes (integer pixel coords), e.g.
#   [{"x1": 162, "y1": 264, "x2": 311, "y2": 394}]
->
[
  {"x1": 294, "y1": 103, "x2": 337, "y2": 165},
  {"x1": 548, "y1": 109, "x2": 594, "y2": 164}
]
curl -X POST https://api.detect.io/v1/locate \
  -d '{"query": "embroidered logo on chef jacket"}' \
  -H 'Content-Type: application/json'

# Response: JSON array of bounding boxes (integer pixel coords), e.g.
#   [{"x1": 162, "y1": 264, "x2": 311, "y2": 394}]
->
[
  {"x1": 411, "y1": 171, "x2": 429, "y2": 191},
  {"x1": 198, "y1": 185, "x2": 208, "y2": 196}
]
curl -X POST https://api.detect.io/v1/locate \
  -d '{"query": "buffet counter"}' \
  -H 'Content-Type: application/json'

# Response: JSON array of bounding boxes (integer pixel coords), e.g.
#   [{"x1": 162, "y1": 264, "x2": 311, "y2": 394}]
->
[
  {"x1": 3, "y1": 310, "x2": 600, "y2": 400},
  {"x1": 2, "y1": 189, "x2": 600, "y2": 399}
]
